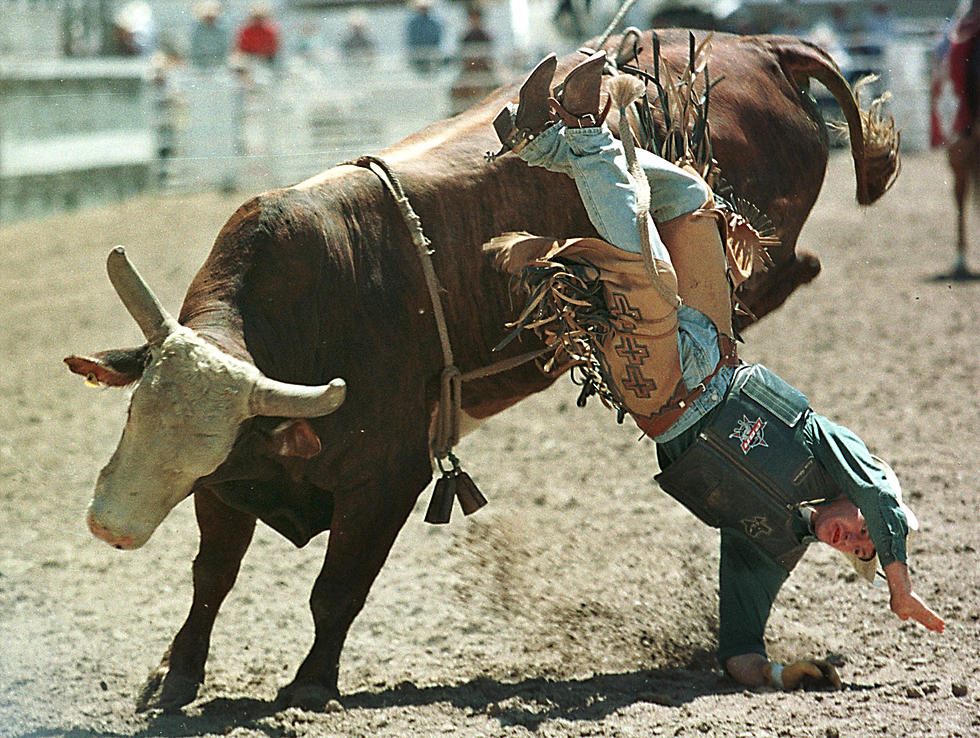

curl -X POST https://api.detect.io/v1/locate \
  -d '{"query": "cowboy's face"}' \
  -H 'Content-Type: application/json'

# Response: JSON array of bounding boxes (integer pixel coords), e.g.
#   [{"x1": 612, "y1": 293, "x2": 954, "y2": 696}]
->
[{"x1": 813, "y1": 498, "x2": 875, "y2": 560}]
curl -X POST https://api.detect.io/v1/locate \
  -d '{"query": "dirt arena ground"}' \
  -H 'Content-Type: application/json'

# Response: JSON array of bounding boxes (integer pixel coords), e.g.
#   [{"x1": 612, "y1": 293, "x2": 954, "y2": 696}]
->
[{"x1": 1, "y1": 148, "x2": 979, "y2": 738}]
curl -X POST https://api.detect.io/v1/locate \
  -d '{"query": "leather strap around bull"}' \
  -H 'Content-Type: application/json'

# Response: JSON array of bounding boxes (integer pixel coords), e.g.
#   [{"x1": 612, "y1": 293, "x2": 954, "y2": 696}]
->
[
  {"x1": 350, "y1": 155, "x2": 553, "y2": 523},
  {"x1": 349, "y1": 155, "x2": 461, "y2": 458},
  {"x1": 349, "y1": 155, "x2": 549, "y2": 456}
]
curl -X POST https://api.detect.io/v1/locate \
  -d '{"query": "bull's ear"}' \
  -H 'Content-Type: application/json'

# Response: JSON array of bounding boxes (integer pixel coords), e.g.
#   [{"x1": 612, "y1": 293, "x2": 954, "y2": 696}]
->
[
  {"x1": 269, "y1": 419, "x2": 322, "y2": 459},
  {"x1": 64, "y1": 346, "x2": 150, "y2": 387}
]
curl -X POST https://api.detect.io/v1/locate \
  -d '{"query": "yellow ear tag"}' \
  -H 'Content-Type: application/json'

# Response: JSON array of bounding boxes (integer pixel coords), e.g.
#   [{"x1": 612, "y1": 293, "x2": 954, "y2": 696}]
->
[{"x1": 85, "y1": 373, "x2": 101, "y2": 387}]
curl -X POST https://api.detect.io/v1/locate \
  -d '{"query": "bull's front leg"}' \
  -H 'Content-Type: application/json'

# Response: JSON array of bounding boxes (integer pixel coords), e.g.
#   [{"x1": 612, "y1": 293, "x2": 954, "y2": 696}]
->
[
  {"x1": 276, "y1": 472, "x2": 425, "y2": 710},
  {"x1": 136, "y1": 488, "x2": 256, "y2": 711}
]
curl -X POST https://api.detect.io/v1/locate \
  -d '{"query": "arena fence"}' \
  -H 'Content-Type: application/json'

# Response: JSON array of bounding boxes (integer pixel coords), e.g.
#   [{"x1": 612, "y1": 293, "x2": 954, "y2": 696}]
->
[{"x1": 157, "y1": 58, "x2": 501, "y2": 194}]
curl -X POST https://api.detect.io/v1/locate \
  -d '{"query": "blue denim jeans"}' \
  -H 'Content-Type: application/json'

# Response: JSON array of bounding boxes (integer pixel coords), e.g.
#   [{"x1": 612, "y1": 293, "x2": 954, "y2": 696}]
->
[
  {"x1": 518, "y1": 124, "x2": 712, "y2": 257},
  {"x1": 518, "y1": 123, "x2": 732, "y2": 442}
]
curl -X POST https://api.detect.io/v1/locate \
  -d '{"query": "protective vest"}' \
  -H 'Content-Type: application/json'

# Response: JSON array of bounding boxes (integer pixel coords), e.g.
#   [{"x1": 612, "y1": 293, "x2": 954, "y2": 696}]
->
[{"x1": 654, "y1": 363, "x2": 843, "y2": 571}]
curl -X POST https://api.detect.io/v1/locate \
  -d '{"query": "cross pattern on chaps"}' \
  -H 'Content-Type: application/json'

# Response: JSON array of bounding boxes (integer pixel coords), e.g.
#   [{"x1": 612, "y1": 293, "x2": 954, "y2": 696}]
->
[
  {"x1": 615, "y1": 334, "x2": 651, "y2": 363},
  {"x1": 610, "y1": 292, "x2": 641, "y2": 332},
  {"x1": 609, "y1": 291, "x2": 658, "y2": 399},
  {"x1": 621, "y1": 362, "x2": 658, "y2": 397}
]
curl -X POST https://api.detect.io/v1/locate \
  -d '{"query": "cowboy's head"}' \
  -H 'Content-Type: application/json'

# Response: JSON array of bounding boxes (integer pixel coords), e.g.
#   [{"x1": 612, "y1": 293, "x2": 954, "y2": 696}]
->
[{"x1": 811, "y1": 456, "x2": 918, "y2": 582}]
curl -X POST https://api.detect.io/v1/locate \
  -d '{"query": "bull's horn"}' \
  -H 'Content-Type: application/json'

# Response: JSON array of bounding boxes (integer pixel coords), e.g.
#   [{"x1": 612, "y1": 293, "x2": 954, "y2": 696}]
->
[
  {"x1": 106, "y1": 246, "x2": 180, "y2": 344},
  {"x1": 249, "y1": 376, "x2": 347, "y2": 418}
]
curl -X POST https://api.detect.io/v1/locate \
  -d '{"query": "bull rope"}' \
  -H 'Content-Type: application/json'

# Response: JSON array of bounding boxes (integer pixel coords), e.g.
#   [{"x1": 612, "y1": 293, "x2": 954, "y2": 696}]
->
[
  {"x1": 349, "y1": 155, "x2": 550, "y2": 523},
  {"x1": 593, "y1": 0, "x2": 639, "y2": 52}
]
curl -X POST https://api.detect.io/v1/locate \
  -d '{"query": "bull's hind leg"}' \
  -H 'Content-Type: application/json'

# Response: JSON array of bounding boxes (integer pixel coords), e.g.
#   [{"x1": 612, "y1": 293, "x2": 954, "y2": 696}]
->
[
  {"x1": 136, "y1": 488, "x2": 256, "y2": 711},
  {"x1": 276, "y1": 468, "x2": 426, "y2": 710}
]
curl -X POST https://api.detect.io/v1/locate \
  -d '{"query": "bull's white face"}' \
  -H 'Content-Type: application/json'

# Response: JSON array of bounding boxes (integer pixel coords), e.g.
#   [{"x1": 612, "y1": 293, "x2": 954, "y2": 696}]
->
[
  {"x1": 78, "y1": 246, "x2": 345, "y2": 550},
  {"x1": 87, "y1": 327, "x2": 257, "y2": 549}
]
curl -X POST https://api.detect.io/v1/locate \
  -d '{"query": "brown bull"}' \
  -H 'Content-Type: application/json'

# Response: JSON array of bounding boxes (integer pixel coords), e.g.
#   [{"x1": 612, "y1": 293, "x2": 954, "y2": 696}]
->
[{"x1": 65, "y1": 30, "x2": 897, "y2": 711}]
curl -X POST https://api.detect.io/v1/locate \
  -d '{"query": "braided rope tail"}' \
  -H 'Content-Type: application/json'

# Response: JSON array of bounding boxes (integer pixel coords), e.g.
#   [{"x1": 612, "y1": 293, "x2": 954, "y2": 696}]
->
[{"x1": 607, "y1": 75, "x2": 682, "y2": 310}]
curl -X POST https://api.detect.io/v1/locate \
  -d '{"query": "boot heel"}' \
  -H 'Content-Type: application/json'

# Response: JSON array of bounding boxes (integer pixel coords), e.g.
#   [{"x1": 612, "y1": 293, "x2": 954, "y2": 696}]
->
[
  {"x1": 551, "y1": 50, "x2": 609, "y2": 128},
  {"x1": 491, "y1": 54, "x2": 557, "y2": 154}
]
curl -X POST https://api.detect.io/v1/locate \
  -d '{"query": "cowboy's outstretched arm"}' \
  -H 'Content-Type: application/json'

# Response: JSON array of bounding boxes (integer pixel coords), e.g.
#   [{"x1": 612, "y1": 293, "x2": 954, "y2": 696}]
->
[{"x1": 883, "y1": 561, "x2": 946, "y2": 632}]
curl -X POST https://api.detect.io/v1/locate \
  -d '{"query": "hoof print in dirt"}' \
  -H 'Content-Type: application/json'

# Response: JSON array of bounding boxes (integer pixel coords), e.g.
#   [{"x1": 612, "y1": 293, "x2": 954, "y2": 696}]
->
[{"x1": 135, "y1": 668, "x2": 201, "y2": 713}]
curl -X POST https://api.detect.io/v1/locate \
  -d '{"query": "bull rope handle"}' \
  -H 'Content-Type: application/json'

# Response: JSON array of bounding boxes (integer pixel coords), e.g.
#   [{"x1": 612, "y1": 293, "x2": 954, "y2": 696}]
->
[
  {"x1": 593, "y1": 0, "x2": 639, "y2": 52},
  {"x1": 607, "y1": 79, "x2": 683, "y2": 309},
  {"x1": 577, "y1": 2, "x2": 683, "y2": 309}
]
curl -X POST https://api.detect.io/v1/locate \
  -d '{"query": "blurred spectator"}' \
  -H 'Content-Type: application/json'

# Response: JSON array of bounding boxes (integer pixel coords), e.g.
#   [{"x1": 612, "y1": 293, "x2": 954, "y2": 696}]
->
[
  {"x1": 405, "y1": 0, "x2": 444, "y2": 74},
  {"x1": 850, "y1": 1, "x2": 893, "y2": 76},
  {"x1": 294, "y1": 20, "x2": 320, "y2": 61},
  {"x1": 772, "y1": 10, "x2": 804, "y2": 36},
  {"x1": 650, "y1": 3, "x2": 721, "y2": 32},
  {"x1": 236, "y1": 2, "x2": 281, "y2": 66},
  {"x1": 340, "y1": 10, "x2": 376, "y2": 63},
  {"x1": 931, "y1": 18, "x2": 957, "y2": 147},
  {"x1": 554, "y1": 0, "x2": 593, "y2": 41},
  {"x1": 864, "y1": 2, "x2": 896, "y2": 52},
  {"x1": 946, "y1": 0, "x2": 980, "y2": 137},
  {"x1": 188, "y1": 0, "x2": 230, "y2": 69},
  {"x1": 150, "y1": 50, "x2": 185, "y2": 184},
  {"x1": 449, "y1": 3, "x2": 499, "y2": 114},
  {"x1": 807, "y1": 4, "x2": 852, "y2": 77},
  {"x1": 108, "y1": 0, "x2": 155, "y2": 56}
]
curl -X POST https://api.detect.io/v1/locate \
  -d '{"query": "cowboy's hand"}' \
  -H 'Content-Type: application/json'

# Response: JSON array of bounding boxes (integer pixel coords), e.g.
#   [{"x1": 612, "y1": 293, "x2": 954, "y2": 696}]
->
[
  {"x1": 883, "y1": 561, "x2": 946, "y2": 633},
  {"x1": 767, "y1": 660, "x2": 842, "y2": 691}
]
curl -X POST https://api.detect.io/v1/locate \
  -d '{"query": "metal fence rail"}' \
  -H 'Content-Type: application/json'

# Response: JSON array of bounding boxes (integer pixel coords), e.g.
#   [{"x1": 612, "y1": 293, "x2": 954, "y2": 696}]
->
[{"x1": 157, "y1": 57, "x2": 505, "y2": 194}]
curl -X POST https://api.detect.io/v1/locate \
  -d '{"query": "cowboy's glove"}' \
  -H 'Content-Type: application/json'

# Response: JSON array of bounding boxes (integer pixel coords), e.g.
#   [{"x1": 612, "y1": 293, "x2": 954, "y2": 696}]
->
[{"x1": 765, "y1": 660, "x2": 842, "y2": 691}]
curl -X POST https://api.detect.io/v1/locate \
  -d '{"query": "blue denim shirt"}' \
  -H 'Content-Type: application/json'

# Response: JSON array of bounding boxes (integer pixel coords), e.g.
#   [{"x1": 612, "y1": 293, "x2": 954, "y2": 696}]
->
[{"x1": 652, "y1": 304, "x2": 735, "y2": 443}]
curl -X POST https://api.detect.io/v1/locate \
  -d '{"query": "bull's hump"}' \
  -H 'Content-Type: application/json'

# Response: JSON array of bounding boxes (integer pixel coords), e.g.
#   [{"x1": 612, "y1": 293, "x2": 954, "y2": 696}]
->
[
  {"x1": 292, "y1": 163, "x2": 365, "y2": 191},
  {"x1": 382, "y1": 112, "x2": 492, "y2": 164}
]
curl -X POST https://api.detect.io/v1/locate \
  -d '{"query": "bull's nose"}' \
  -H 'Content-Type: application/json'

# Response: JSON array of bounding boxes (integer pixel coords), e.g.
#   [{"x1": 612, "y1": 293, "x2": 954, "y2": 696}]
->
[{"x1": 86, "y1": 509, "x2": 137, "y2": 549}]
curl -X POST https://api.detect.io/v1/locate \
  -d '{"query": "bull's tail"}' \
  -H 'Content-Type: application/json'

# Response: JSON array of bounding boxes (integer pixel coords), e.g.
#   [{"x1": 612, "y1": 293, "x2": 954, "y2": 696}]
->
[{"x1": 770, "y1": 36, "x2": 900, "y2": 205}]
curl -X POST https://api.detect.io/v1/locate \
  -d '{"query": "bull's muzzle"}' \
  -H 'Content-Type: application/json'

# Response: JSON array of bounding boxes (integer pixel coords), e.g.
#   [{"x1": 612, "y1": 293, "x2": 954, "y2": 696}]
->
[{"x1": 86, "y1": 503, "x2": 139, "y2": 550}]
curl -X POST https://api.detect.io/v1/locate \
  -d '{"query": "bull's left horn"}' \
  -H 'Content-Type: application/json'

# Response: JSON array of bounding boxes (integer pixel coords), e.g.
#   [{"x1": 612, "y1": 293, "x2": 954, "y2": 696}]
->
[
  {"x1": 249, "y1": 376, "x2": 347, "y2": 418},
  {"x1": 106, "y1": 246, "x2": 180, "y2": 345}
]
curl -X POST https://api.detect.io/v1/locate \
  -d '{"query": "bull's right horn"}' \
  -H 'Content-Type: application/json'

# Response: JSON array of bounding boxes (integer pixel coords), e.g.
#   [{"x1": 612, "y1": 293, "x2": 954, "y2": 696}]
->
[
  {"x1": 249, "y1": 376, "x2": 347, "y2": 418},
  {"x1": 106, "y1": 246, "x2": 180, "y2": 345}
]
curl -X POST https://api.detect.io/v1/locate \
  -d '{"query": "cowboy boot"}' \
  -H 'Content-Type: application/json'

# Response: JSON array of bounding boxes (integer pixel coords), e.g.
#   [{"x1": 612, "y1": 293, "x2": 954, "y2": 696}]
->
[
  {"x1": 491, "y1": 53, "x2": 557, "y2": 155},
  {"x1": 550, "y1": 50, "x2": 611, "y2": 128}
]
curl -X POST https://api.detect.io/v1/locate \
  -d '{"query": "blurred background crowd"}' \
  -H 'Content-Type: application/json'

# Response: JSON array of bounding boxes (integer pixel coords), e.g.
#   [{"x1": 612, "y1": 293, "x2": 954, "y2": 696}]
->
[{"x1": 0, "y1": 0, "x2": 966, "y2": 223}]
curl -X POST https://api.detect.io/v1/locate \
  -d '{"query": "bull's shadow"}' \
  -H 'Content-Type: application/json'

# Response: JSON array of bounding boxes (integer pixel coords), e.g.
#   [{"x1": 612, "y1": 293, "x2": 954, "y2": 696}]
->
[
  {"x1": 23, "y1": 663, "x2": 868, "y2": 738},
  {"x1": 339, "y1": 665, "x2": 729, "y2": 727},
  {"x1": 129, "y1": 664, "x2": 730, "y2": 737},
  {"x1": 11, "y1": 666, "x2": 877, "y2": 738}
]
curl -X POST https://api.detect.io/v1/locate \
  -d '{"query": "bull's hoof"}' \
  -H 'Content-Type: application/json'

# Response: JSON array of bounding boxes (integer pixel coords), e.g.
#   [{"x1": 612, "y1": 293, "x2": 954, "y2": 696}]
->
[
  {"x1": 135, "y1": 666, "x2": 201, "y2": 713},
  {"x1": 275, "y1": 679, "x2": 340, "y2": 712}
]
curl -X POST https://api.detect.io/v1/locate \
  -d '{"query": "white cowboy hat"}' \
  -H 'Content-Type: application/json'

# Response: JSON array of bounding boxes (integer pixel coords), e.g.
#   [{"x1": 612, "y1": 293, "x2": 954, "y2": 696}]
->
[{"x1": 840, "y1": 455, "x2": 918, "y2": 584}]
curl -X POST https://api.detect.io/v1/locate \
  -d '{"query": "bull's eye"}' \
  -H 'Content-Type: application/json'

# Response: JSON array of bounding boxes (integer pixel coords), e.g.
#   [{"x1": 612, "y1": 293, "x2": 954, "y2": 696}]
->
[{"x1": 85, "y1": 372, "x2": 101, "y2": 387}]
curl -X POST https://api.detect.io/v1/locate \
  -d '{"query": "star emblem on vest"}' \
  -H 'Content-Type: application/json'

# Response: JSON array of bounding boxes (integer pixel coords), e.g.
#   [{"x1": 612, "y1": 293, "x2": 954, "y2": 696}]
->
[
  {"x1": 730, "y1": 415, "x2": 769, "y2": 454},
  {"x1": 742, "y1": 515, "x2": 772, "y2": 538}
]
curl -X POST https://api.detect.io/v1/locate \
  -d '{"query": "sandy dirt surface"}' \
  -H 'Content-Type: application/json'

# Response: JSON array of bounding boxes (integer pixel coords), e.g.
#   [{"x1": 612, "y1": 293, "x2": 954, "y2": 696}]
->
[{"x1": 1, "y1": 149, "x2": 979, "y2": 738}]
